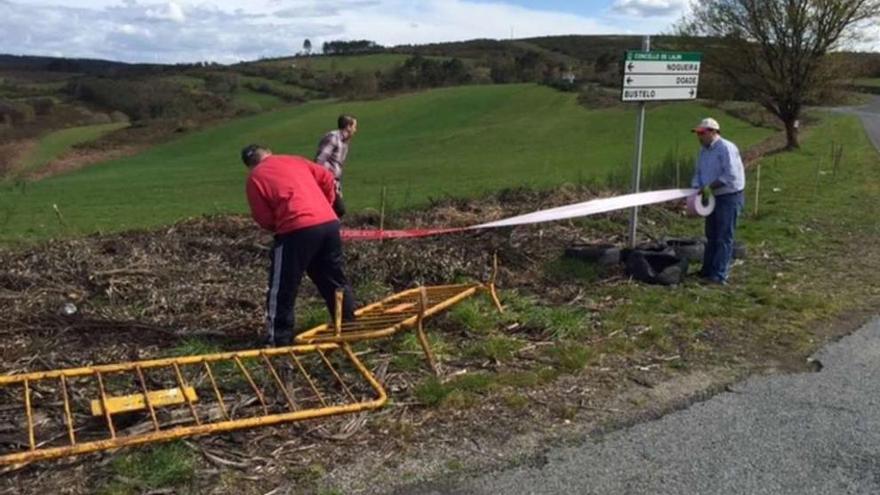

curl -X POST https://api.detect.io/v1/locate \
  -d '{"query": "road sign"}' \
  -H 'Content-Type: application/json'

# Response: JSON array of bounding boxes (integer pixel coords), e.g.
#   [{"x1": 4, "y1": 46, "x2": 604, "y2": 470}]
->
[{"x1": 621, "y1": 51, "x2": 702, "y2": 102}]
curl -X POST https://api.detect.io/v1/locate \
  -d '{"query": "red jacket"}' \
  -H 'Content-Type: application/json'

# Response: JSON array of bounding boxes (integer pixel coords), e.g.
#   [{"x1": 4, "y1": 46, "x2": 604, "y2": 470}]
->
[{"x1": 246, "y1": 155, "x2": 338, "y2": 235}]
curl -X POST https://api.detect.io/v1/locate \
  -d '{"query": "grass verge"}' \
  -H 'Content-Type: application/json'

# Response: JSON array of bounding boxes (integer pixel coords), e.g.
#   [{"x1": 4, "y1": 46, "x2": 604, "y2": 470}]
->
[
  {"x1": 411, "y1": 112, "x2": 880, "y2": 410},
  {"x1": 99, "y1": 442, "x2": 196, "y2": 495}
]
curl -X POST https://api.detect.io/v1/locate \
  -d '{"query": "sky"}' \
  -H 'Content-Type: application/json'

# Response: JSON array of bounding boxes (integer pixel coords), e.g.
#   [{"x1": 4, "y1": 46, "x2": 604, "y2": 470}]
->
[{"x1": 0, "y1": 0, "x2": 694, "y2": 64}]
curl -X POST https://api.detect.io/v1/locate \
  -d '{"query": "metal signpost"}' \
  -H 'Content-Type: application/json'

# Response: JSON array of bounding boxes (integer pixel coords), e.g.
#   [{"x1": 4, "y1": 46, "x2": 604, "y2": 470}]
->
[{"x1": 623, "y1": 39, "x2": 702, "y2": 247}]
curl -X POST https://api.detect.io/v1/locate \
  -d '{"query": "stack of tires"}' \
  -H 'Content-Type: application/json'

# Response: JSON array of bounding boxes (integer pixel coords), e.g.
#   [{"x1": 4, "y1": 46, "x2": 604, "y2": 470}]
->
[{"x1": 564, "y1": 237, "x2": 745, "y2": 286}]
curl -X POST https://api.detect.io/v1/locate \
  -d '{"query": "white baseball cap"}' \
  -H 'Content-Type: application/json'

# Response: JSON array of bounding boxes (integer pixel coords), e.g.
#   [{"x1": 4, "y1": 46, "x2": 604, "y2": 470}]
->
[{"x1": 692, "y1": 117, "x2": 720, "y2": 133}]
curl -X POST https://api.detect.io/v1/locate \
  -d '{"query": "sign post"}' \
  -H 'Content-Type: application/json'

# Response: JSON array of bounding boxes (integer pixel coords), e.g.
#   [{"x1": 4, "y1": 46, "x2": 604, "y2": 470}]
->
[
  {"x1": 627, "y1": 36, "x2": 650, "y2": 249},
  {"x1": 624, "y1": 44, "x2": 702, "y2": 248}
]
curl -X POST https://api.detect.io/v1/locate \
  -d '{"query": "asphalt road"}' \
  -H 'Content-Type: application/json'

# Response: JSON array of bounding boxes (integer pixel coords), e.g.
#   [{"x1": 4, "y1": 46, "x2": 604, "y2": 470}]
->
[
  {"x1": 414, "y1": 103, "x2": 880, "y2": 495},
  {"x1": 855, "y1": 96, "x2": 880, "y2": 151},
  {"x1": 834, "y1": 95, "x2": 880, "y2": 151},
  {"x1": 417, "y1": 318, "x2": 880, "y2": 495}
]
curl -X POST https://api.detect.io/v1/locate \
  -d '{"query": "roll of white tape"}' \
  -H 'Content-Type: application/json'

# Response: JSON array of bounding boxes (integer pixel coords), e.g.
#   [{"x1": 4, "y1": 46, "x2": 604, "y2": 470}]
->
[{"x1": 686, "y1": 193, "x2": 715, "y2": 217}]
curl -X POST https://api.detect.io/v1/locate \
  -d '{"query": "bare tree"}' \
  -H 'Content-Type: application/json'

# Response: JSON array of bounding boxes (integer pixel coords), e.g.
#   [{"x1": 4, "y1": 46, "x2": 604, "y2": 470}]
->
[
  {"x1": 303, "y1": 38, "x2": 312, "y2": 56},
  {"x1": 680, "y1": 0, "x2": 880, "y2": 148}
]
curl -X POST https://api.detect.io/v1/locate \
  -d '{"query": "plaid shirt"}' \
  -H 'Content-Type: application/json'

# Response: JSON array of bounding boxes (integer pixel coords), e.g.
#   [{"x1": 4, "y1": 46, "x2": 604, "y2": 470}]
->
[{"x1": 314, "y1": 130, "x2": 349, "y2": 194}]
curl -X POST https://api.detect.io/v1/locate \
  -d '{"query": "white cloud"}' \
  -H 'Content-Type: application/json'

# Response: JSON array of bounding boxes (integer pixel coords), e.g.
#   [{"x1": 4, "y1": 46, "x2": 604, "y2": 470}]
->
[
  {"x1": 117, "y1": 23, "x2": 146, "y2": 35},
  {"x1": 334, "y1": 0, "x2": 618, "y2": 46},
  {"x1": 610, "y1": 0, "x2": 687, "y2": 17},
  {"x1": 274, "y1": 0, "x2": 381, "y2": 18},
  {"x1": 0, "y1": 0, "x2": 692, "y2": 64},
  {"x1": 144, "y1": 1, "x2": 185, "y2": 23}
]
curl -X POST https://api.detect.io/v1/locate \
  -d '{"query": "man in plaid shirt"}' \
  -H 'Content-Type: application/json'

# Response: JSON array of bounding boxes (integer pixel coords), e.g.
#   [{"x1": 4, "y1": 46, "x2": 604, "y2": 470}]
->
[{"x1": 315, "y1": 114, "x2": 358, "y2": 217}]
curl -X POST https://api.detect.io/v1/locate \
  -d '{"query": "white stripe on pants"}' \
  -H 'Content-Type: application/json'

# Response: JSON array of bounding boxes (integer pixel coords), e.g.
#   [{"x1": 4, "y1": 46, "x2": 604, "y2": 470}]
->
[{"x1": 266, "y1": 244, "x2": 284, "y2": 343}]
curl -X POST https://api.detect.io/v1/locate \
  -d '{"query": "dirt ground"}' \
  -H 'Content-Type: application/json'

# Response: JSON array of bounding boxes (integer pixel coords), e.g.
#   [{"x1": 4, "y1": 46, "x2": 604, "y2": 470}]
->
[
  {"x1": 0, "y1": 186, "x2": 618, "y2": 370},
  {"x1": 1, "y1": 180, "x2": 876, "y2": 494}
]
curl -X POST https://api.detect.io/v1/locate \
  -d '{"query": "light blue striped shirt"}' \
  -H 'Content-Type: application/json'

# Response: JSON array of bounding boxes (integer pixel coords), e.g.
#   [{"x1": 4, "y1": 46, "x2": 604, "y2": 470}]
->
[{"x1": 691, "y1": 137, "x2": 745, "y2": 196}]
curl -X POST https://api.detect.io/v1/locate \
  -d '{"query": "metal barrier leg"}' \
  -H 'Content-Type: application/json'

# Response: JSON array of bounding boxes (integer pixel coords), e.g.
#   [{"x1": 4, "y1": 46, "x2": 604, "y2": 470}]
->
[
  {"x1": 334, "y1": 289, "x2": 344, "y2": 338},
  {"x1": 487, "y1": 253, "x2": 504, "y2": 314},
  {"x1": 415, "y1": 286, "x2": 439, "y2": 376}
]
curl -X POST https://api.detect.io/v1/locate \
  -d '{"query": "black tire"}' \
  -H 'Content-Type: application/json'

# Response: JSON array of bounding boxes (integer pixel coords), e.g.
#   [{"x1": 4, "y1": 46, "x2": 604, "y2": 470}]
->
[
  {"x1": 621, "y1": 242, "x2": 674, "y2": 264},
  {"x1": 565, "y1": 243, "x2": 620, "y2": 266},
  {"x1": 664, "y1": 237, "x2": 705, "y2": 262},
  {"x1": 638, "y1": 241, "x2": 675, "y2": 256},
  {"x1": 625, "y1": 251, "x2": 689, "y2": 286}
]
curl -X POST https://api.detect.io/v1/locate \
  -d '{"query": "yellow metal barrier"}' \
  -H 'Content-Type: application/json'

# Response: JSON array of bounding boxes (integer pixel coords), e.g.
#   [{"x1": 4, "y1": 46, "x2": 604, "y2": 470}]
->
[
  {"x1": 0, "y1": 257, "x2": 503, "y2": 465},
  {"x1": 296, "y1": 257, "x2": 504, "y2": 374},
  {"x1": 0, "y1": 344, "x2": 386, "y2": 466},
  {"x1": 89, "y1": 386, "x2": 198, "y2": 416}
]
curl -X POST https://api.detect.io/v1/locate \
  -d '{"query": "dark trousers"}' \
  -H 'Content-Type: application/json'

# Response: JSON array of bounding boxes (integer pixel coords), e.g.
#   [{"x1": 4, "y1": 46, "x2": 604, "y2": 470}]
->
[
  {"x1": 332, "y1": 195, "x2": 346, "y2": 218},
  {"x1": 265, "y1": 220, "x2": 356, "y2": 346},
  {"x1": 701, "y1": 191, "x2": 744, "y2": 282}
]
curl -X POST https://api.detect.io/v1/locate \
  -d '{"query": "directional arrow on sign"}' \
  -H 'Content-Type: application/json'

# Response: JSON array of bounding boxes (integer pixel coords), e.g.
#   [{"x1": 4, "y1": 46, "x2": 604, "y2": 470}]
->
[
  {"x1": 625, "y1": 61, "x2": 700, "y2": 75},
  {"x1": 623, "y1": 74, "x2": 700, "y2": 87}
]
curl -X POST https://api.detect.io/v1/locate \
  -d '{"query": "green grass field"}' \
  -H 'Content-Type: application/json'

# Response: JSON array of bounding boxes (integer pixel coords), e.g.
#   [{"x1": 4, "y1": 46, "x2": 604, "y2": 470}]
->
[
  {"x1": 854, "y1": 78, "x2": 880, "y2": 88},
  {"x1": 239, "y1": 76, "x2": 311, "y2": 100},
  {"x1": 233, "y1": 88, "x2": 285, "y2": 111},
  {"x1": 13, "y1": 122, "x2": 128, "y2": 176},
  {"x1": 0, "y1": 84, "x2": 773, "y2": 242}
]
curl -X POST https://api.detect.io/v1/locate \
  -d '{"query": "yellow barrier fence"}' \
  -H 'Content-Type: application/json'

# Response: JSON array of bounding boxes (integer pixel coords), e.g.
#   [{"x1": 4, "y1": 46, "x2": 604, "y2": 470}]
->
[
  {"x1": 0, "y1": 257, "x2": 503, "y2": 465},
  {"x1": 296, "y1": 256, "x2": 503, "y2": 374},
  {"x1": 0, "y1": 344, "x2": 386, "y2": 466}
]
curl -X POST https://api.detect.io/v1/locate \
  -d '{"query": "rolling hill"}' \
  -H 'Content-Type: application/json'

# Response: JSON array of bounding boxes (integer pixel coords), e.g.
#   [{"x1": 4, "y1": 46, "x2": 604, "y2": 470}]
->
[{"x1": 0, "y1": 83, "x2": 774, "y2": 242}]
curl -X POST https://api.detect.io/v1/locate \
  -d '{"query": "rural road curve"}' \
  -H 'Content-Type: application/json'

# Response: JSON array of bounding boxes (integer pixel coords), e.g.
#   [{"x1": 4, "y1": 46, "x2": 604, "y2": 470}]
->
[
  {"x1": 834, "y1": 95, "x2": 880, "y2": 151},
  {"x1": 407, "y1": 102, "x2": 880, "y2": 495}
]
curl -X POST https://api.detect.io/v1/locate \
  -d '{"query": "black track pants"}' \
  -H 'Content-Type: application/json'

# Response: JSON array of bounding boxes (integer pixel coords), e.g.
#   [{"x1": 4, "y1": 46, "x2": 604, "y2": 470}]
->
[{"x1": 265, "y1": 221, "x2": 356, "y2": 346}]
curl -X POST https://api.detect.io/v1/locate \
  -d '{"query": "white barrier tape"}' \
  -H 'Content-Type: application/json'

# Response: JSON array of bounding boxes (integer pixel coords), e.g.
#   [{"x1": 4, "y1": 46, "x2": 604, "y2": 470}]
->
[
  {"x1": 342, "y1": 188, "x2": 713, "y2": 241},
  {"x1": 470, "y1": 188, "x2": 708, "y2": 229}
]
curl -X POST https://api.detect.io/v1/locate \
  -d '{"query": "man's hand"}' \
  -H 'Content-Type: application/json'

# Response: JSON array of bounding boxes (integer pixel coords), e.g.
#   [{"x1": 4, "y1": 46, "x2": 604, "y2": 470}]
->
[
  {"x1": 701, "y1": 185, "x2": 713, "y2": 201},
  {"x1": 333, "y1": 196, "x2": 346, "y2": 218},
  {"x1": 699, "y1": 186, "x2": 714, "y2": 208}
]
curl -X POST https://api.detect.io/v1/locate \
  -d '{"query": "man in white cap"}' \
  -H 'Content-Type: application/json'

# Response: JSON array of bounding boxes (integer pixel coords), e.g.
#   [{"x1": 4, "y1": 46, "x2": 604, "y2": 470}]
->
[{"x1": 691, "y1": 117, "x2": 745, "y2": 284}]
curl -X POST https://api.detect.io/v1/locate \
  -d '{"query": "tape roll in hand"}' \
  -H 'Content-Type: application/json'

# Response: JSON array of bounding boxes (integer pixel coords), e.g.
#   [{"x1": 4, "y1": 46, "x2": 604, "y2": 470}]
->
[{"x1": 686, "y1": 193, "x2": 715, "y2": 217}]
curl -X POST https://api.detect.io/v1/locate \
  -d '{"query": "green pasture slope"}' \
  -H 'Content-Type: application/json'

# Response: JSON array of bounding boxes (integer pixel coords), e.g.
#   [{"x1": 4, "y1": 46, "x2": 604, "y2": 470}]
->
[
  {"x1": 233, "y1": 88, "x2": 285, "y2": 111},
  {"x1": 0, "y1": 84, "x2": 773, "y2": 242},
  {"x1": 14, "y1": 122, "x2": 128, "y2": 176},
  {"x1": 854, "y1": 78, "x2": 880, "y2": 88}
]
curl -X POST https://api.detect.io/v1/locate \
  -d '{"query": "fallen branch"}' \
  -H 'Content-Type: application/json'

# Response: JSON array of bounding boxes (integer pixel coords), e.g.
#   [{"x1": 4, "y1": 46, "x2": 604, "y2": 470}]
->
[{"x1": 184, "y1": 440, "x2": 250, "y2": 469}]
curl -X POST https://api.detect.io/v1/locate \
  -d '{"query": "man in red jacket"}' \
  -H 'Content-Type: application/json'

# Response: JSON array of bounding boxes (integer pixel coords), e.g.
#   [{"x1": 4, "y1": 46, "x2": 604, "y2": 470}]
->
[{"x1": 242, "y1": 144, "x2": 356, "y2": 347}]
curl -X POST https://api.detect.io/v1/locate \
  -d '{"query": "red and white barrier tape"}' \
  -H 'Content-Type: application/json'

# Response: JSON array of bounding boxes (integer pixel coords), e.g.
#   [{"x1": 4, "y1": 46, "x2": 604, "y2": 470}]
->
[
  {"x1": 340, "y1": 227, "x2": 464, "y2": 241},
  {"x1": 341, "y1": 188, "x2": 704, "y2": 241}
]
